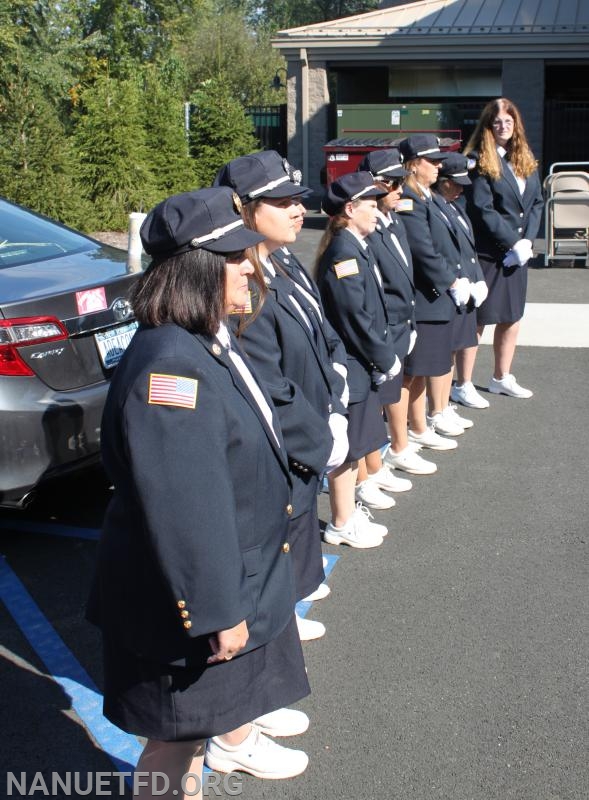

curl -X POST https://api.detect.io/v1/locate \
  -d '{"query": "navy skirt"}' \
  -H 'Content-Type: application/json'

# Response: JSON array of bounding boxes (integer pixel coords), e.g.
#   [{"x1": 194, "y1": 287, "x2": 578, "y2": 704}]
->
[
  {"x1": 404, "y1": 320, "x2": 453, "y2": 377},
  {"x1": 476, "y1": 254, "x2": 528, "y2": 325},
  {"x1": 452, "y1": 306, "x2": 478, "y2": 351},
  {"x1": 375, "y1": 367, "x2": 403, "y2": 405},
  {"x1": 102, "y1": 615, "x2": 309, "y2": 741},
  {"x1": 347, "y1": 388, "x2": 388, "y2": 461},
  {"x1": 290, "y1": 509, "x2": 326, "y2": 601}
]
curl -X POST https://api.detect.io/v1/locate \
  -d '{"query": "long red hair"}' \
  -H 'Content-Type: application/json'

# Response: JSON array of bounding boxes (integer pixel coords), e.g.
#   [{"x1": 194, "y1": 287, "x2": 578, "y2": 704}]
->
[{"x1": 464, "y1": 97, "x2": 538, "y2": 180}]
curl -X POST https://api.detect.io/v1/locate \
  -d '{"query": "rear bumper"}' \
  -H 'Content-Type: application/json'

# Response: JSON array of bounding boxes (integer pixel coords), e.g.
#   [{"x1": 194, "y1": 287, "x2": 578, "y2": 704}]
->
[{"x1": 0, "y1": 377, "x2": 107, "y2": 506}]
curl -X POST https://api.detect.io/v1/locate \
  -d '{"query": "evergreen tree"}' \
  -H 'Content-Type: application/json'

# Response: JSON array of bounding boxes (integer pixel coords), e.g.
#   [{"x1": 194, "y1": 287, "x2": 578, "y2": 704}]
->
[
  {"x1": 189, "y1": 78, "x2": 259, "y2": 188},
  {"x1": 174, "y1": 8, "x2": 286, "y2": 106},
  {"x1": 143, "y1": 60, "x2": 199, "y2": 198},
  {"x1": 72, "y1": 73, "x2": 158, "y2": 229},
  {"x1": 0, "y1": 47, "x2": 87, "y2": 226}
]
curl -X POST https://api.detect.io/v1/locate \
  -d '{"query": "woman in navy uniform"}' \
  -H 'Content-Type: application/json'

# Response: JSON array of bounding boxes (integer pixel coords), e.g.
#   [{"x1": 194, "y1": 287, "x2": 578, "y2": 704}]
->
[
  {"x1": 214, "y1": 151, "x2": 349, "y2": 638},
  {"x1": 315, "y1": 171, "x2": 397, "y2": 548},
  {"x1": 87, "y1": 187, "x2": 310, "y2": 798},
  {"x1": 358, "y1": 147, "x2": 438, "y2": 481},
  {"x1": 463, "y1": 97, "x2": 543, "y2": 399},
  {"x1": 433, "y1": 153, "x2": 490, "y2": 412},
  {"x1": 396, "y1": 134, "x2": 470, "y2": 450}
]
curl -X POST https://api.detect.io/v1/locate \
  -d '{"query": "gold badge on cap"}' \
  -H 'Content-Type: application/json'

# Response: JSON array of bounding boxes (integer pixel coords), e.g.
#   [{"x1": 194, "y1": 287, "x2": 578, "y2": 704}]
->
[{"x1": 232, "y1": 192, "x2": 243, "y2": 214}]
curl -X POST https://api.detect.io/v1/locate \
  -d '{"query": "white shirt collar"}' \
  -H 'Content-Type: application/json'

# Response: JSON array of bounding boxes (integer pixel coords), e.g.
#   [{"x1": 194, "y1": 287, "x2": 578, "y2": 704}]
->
[
  {"x1": 416, "y1": 182, "x2": 432, "y2": 199},
  {"x1": 376, "y1": 209, "x2": 391, "y2": 228},
  {"x1": 261, "y1": 255, "x2": 276, "y2": 277},
  {"x1": 347, "y1": 228, "x2": 368, "y2": 249}
]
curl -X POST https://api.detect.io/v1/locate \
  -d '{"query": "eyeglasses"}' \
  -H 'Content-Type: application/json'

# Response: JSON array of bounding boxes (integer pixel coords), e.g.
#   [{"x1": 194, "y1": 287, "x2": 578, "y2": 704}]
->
[{"x1": 379, "y1": 178, "x2": 404, "y2": 190}]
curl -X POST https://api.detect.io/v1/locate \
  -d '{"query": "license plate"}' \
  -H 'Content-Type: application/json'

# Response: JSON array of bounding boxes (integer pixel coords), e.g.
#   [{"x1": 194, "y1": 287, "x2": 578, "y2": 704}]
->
[{"x1": 94, "y1": 321, "x2": 138, "y2": 369}]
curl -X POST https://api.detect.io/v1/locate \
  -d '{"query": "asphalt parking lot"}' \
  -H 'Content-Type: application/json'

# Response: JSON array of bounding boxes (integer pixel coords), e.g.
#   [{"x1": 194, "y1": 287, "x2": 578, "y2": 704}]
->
[{"x1": 0, "y1": 218, "x2": 587, "y2": 799}]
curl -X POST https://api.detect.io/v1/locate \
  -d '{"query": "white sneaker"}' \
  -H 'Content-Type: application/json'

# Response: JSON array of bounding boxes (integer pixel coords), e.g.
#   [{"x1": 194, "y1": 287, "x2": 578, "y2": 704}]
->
[
  {"x1": 426, "y1": 411, "x2": 464, "y2": 436},
  {"x1": 384, "y1": 445, "x2": 437, "y2": 475},
  {"x1": 295, "y1": 613, "x2": 325, "y2": 641},
  {"x1": 488, "y1": 374, "x2": 533, "y2": 399},
  {"x1": 323, "y1": 504, "x2": 384, "y2": 548},
  {"x1": 355, "y1": 480, "x2": 396, "y2": 510},
  {"x1": 408, "y1": 426, "x2": 458, "y2": 450},
  {"x1": 353, "y1": 502, "x2": 388, "y2": 537},
  {"x1": 253, "y1": 708, "x2": 309, "y2": 737},
  {"x1": 302, "y1": 583, "x2": 331, "y2": 602},
  {"x1": 206, "y1": 725, "x2": 309, "y2": 779},
  {"x1": 443, "y1": 404, "x2": 473, "y2": 430},
  {"x1": 450, "y1": 381, "x2": 490, "y2": 409},
  {"x1": 367, "y1": 465, "x2": 412, "y2": 493}
]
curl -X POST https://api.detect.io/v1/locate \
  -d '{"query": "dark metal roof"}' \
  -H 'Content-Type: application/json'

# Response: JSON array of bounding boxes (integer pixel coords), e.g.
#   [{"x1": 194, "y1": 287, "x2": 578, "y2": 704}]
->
[{"x1": 277, "y1": 0, "x2": 589, "y2": 38}]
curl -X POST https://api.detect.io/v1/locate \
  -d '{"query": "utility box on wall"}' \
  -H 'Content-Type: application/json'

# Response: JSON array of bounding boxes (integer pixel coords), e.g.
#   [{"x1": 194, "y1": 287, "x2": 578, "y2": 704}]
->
[{"x1": 336, "y1": 103, "x2": 462, "y2": 140}]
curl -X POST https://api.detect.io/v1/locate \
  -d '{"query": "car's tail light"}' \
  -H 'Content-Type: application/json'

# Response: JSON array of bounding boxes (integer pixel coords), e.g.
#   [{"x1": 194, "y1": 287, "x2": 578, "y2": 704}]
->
[{"x1": 0, "y1": 316, "x2": 68, "y2": 376}]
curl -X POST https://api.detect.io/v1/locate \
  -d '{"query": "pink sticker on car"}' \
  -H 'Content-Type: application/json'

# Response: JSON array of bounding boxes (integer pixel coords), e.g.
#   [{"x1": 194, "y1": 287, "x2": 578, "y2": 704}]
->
[{"x1": 76, "y1": 287, "x2": 107, "y2": 315}]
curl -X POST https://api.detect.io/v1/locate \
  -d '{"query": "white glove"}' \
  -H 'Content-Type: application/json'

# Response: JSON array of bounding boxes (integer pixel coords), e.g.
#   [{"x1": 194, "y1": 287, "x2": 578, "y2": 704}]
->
[
  {"x1": 332, "y1": 362, "x2": 349, "y2": 407},
  {"x1": 372, "y1": 355, "x2": 402, "y2": 385},
  {"x1": 325, "y1": 413, "x2": 349, "y2": 472},
  {"x1": 512, "y1": 238, "x2": 533, "y2": 266},
  {"x1": 470, "y1": 280, "x2": 489, "y2": 308},
  {"x1": 332, "y1": 362, "x2": 347, "y2": 380},
  {"x1": 408, "y1": 328, "x2": 417, "y2": 354},
  {"x1": 388, "y1": 355, "x2": 402, "y2": 378},
  {"x1": 448, "y1": 277, "x2": 471, "y2": 307}
]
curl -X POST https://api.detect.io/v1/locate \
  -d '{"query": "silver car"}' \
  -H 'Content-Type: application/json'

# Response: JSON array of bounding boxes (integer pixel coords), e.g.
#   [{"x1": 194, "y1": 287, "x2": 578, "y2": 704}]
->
[{"x1": 0, "y1": 197, "x2": 145, "y2": 508}]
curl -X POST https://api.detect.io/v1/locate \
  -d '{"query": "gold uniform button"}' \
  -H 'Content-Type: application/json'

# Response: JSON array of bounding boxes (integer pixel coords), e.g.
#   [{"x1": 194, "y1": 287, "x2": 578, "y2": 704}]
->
[
  {"x1": 282, "y1": 542, "x2": 290, "y2": 553},
  {"x1": 183, "y1": 620, "x2": 192, "y2": 630},
  {"x1": 286, "y1": 504, "x2": 293, "y2": 516},
  {"x1": 180, "y1": 610, "x2": 190, "y2": 619},
  {"x1": 177, "y1": 600, "x2": 186, "y2": 609},
  {"x1": 212, "y1": 343, "x2": 222, "y2": 355}
]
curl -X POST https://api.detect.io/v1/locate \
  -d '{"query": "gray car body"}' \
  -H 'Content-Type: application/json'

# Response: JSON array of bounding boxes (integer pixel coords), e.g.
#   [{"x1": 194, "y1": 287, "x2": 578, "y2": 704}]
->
[{"x1": 0, "y1": 198, "x2": 146, "y2": 507}]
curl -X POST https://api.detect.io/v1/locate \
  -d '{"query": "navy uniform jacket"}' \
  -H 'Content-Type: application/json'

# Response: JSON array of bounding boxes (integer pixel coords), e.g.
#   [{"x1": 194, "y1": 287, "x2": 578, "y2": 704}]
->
[
  {"x1": 272, "y1": 246, "x2": 348, "y2": 380},
  {"x1": 87, "y1": 323, "x2": 295, "y2": 667},
  {"x1": 463, "y1": 151, "x2": 543, "y2": 260},
  {"x1": 229, "y1": 264, "x2": 335, "y2": 516},
  {"x1": 366, "y1": 210, "x2": 416, "y2": 360},
  {"x1": 442, "y1": 200, "x2": 486, "y2": 284},
  {"x1": 397, "y1": 185, "x2": 462, "y2": 322},
  {"x1": 316, "y1": 228, "x2": 396, "y2": 403}
]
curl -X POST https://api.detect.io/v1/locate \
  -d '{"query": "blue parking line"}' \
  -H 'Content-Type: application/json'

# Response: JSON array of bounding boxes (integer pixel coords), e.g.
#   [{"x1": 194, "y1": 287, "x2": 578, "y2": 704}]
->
[
  {"x1": 0, "y1": 535, "x2": 340, "y2": 778},
  {"x1": 0, "y1": 519, "x2": 100, "y2": 540},
  {"x1": 0, "y1": 556, "x2": 142, "y2": 775}
]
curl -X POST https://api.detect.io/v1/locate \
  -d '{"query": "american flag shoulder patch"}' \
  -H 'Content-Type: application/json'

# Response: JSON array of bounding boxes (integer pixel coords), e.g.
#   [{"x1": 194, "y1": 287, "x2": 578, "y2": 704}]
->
[
  {"x1": 334, "y1": 258, "x2": 360, "y2": 279},
  {"x1": 228, "y1": 290, "x2": 253, "y2": 315},
  {"x1": 148, "y1": 373, "x2": 198, "y2": 409},
  {"x1": 396, "y1": 198, "x2": 414, "y2": 212}
]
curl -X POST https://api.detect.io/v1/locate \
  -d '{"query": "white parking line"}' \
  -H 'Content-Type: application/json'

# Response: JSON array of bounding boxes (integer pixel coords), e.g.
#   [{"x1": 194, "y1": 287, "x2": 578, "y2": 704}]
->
[{"x1": 479, "y1": 304, "x2": 589, "y2": 348}]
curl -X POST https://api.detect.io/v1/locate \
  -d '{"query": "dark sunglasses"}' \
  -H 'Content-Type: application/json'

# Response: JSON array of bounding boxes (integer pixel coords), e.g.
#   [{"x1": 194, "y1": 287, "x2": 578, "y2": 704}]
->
[{"x1": 379, "y1": 177, "x2": 405, "y2": 190}]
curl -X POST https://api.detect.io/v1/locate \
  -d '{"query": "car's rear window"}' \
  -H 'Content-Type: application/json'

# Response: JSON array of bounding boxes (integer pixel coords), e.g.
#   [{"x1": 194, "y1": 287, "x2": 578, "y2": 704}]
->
[{"x1": 0, "y1": 199, "x2": 94, "y2": 269}]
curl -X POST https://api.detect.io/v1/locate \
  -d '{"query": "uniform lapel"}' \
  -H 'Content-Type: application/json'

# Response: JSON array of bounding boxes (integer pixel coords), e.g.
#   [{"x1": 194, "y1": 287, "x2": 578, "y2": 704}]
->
[
  {"x1": 500, "y1": 157, "x2": 525, "y2": 208},
  {"x1": 195, "y1": 332, "x2": 289, "y2": 474},
  {"x1": 374, "y1": 217, "x2": 414, "y2": 287},
  {"x1": 449, "y1": 202, "x2": 476, "y2": 248},
  {"x1": 343, "y1": 228, "x2": 388, "y2": 318}
]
